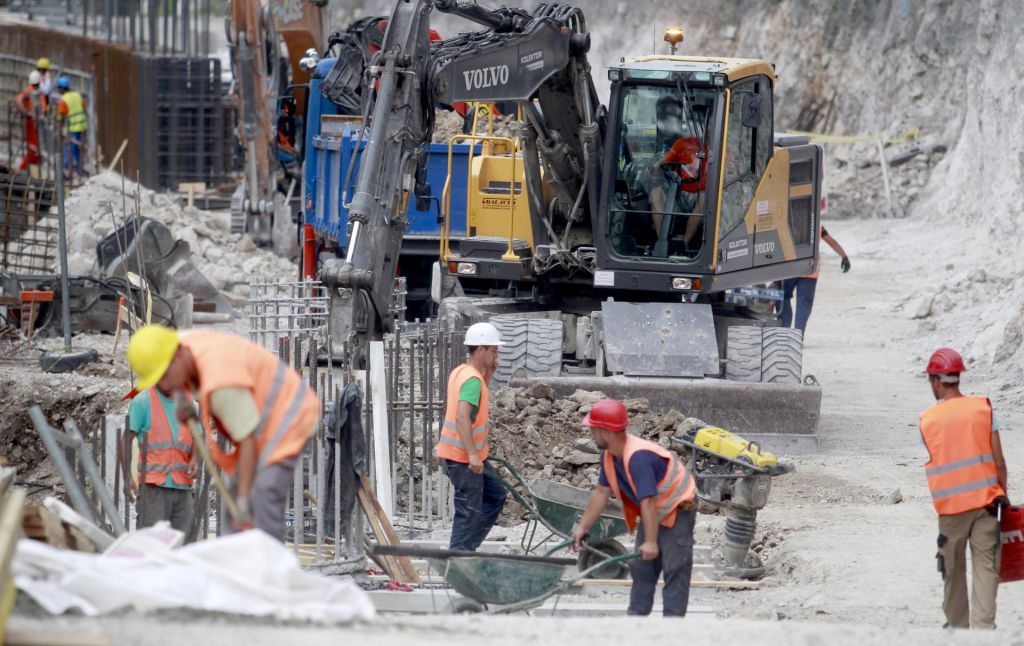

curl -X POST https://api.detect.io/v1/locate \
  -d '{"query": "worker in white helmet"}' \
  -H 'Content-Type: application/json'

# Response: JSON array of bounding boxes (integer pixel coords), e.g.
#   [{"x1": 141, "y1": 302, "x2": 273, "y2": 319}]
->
[
  {"x1": 13, "y1": 71, "x2": 48, "y2": 172},
  {"x1": 436, "y1": 322, "x2": 507, "y2": 551}
]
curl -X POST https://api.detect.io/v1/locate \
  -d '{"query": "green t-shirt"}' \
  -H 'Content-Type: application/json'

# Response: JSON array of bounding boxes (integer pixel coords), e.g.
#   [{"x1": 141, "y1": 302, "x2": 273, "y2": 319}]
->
[
  {"x1": 128, "y1": 389, "x2": 194, "y2": 490},
  {"x1": 459, "y1": 377, "x2": 482, "y2": 420}
]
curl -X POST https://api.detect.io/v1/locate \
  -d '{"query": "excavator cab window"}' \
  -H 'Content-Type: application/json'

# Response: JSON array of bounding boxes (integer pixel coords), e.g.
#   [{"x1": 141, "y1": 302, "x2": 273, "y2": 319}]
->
[
  {"x1": 610, "y1": 83, "x2": 715, "y2": 261},
  {"x1": 718, "y1": 77, "x2": 773, "y2": 244}
]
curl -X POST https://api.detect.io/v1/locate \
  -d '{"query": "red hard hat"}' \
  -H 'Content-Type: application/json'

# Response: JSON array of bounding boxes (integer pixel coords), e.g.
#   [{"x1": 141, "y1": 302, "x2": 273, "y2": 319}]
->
[
  {"x1": 925, "y1": 347, "x2": 966, "y2": 375},
  {"x1": 583, "y1": 399, "x2": 628, "y2": 432}
]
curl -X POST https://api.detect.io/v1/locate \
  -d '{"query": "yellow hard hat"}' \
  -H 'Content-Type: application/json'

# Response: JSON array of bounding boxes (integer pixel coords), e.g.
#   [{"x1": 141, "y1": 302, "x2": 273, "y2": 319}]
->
[
  {"x1": 127, "y1": 325, "x2": 180, "y2": 390},
  {"x1": 36, "y1": 57, "x2": 51, "y2": 70}
]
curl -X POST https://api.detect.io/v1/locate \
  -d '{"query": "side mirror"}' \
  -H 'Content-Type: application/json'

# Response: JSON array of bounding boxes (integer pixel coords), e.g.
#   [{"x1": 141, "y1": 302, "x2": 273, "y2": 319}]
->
[{"x1": 741, "y1": 94, "x2": 762, "y2": 128}]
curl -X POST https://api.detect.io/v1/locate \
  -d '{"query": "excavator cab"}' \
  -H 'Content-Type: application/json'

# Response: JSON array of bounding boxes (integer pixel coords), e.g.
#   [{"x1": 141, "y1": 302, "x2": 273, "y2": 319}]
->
[{"x1": 600, "y1": 57, "x2": 823, "y2": 295}]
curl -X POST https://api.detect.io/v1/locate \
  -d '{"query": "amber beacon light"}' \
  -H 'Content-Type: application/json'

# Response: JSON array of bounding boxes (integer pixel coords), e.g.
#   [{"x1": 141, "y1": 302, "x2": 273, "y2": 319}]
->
[{"x1": 663, "y1": 27, "x2": 685, "y2": 54}]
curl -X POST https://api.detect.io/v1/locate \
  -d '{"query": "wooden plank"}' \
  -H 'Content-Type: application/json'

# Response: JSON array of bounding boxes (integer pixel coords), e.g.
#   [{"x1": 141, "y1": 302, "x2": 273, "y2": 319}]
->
[
  {"x1": 574, "y1": 577, "x2": 761, "y2": 590},
  {"x1": 357, "y1": 484, "x2": 405, "y2": 582},
  {"x1": 22, "y1": 505, "x2": 67, "y2": 549},
  {"x1": 358, "y1": 479, "x2": 420, "y2": 584},
  {"x1": 66, "y1": 526, "x2": 97, "y2": 553}
]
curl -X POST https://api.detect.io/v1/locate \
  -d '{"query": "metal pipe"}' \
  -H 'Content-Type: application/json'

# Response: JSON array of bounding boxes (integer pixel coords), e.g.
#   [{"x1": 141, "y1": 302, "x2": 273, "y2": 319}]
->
[
  {"x1": 64, "y1": 420, "x2": 127, "y2": 535},
  {"x1": 54, "y1": 143, "x2": 71, "y2": 353},
  {"x1": 28, "y1": 407, "x2": 97, "y2": 524}
]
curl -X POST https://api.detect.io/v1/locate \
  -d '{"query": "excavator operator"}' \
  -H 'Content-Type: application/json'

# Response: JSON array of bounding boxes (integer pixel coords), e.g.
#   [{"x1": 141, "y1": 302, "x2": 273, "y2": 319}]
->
[{"x1": 638, "y1": 95, "x2": 707, "y2": 257}]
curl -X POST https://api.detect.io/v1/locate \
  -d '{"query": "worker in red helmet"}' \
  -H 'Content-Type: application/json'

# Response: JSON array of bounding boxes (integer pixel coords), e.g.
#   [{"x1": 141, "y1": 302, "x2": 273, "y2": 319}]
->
[
  {"x1": 920, "y1": 347, "x2": 1008, "y2": 629},
  {"x1": 572, "y1": 399, "x2": 698, "y2": 617}
]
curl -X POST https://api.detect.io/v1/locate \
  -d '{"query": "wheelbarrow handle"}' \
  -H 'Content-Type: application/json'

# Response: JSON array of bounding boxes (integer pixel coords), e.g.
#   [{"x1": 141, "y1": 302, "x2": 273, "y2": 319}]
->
[
  {"x1": 487, "y1": 455, "x2": 530, "y2": 490},
  {"x1": 485, "y1": 456, "x2": 541, "y2": 515},
  {"x1": 574, "y1": 551, "x2": 641, "y2": 580}
]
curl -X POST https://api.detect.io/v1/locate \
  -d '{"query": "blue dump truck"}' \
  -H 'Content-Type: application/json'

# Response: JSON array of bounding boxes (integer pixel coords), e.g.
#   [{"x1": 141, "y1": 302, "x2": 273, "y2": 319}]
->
[{"x1": 302, "y1": 58, "x2": 475, "y2": 317}]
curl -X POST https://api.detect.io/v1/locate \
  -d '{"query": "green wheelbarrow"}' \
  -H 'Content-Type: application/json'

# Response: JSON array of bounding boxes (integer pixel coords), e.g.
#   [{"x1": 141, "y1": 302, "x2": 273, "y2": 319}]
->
[
  {"x1": 372, "y1": 544, "x2": 638, "y2": 614},
  {"x1": 486, "y1": 456, "x2": 632, "y2": 579}
]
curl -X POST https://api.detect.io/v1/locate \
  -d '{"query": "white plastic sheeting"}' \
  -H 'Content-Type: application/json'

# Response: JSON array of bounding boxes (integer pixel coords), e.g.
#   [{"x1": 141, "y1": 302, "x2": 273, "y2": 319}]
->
[{"x1": 13, "y1": 529, "x2": 375, "y2": 623}]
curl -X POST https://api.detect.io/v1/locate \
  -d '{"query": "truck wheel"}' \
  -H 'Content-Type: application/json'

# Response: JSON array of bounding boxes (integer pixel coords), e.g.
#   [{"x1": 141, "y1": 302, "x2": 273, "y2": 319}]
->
[
  {"x1": 725, "y1": 326, "x2": 803, "y2": 384},
  {"x1": 491, "y1": 317, "x2": 563, "y2": 388},
  {"x1": 725, "y1": 326, "x2": 763, "y2": 382},
  {"x1": 761, "y1": 328, "x2": 803, "y2": 384}
]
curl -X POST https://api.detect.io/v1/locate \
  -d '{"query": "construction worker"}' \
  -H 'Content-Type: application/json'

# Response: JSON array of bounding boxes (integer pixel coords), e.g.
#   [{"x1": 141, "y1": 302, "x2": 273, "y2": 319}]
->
[
  {"x1": 126, "y1": 325, "x2": 320, "y2": 541},
  {"x1": 55, "y1": 76, "x2": 87, "y2": 177},
  {"x1": 572, "y1": 399, "x2": 698, "y2": 617},
  {"x1": 125, "y1": 387, "x2": 198, "y2": 535},
  {"x1": 920, "y1": 347, "x2": 1008, "y2": 629},
  {"x1": 437, "y1": 322, "x2": 507, "y2": 551},
  {"x1": 780, "y1": 226, "x2": 850, "y2": 336},
  {"x1": 642, "y1": 95, "x2": 707, "y2": 255},
  {"x1": 35, "y1": 58, "x2": 53, "y2": 97},
  {"x1": 13, "y1": 71, "x2": 47, "y2": 172}
]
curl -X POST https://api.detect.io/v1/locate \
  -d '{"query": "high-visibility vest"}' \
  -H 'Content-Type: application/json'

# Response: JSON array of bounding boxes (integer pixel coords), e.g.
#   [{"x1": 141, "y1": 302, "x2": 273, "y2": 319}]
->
[
  {"x1": 920, "y1": 396, "x2": 1004, "y2": 516},
  {"x1": 60, "y1": 91, "x2": 87, "y2": 133},
  {"x1": 140, "y1": 388, "x2": 194, "y2": 487},
  {"x1": 15, "y1": 85, "x2": 46, "y2": 115},
  {"x1": 181, "y1": 331, "x2": 319, "y2": 473},
  {"x1": 603, "y1": 434, "x2": 696, "y2": 531},
  {"x1": 436, "y1": 364, "x2": 489, "y2": 463}
]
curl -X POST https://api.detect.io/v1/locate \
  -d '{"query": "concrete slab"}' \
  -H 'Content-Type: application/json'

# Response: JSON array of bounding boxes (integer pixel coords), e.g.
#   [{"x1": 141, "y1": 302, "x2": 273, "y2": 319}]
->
[{"x1": 366, "y1": 588, "x2": 715, "y2": 616}]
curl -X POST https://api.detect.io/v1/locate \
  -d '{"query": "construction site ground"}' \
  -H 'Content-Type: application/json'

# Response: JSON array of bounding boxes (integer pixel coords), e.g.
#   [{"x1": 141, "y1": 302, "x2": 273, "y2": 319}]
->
[{"x1": 7, "y1": 214, "x2": 1024, "y2": 643}]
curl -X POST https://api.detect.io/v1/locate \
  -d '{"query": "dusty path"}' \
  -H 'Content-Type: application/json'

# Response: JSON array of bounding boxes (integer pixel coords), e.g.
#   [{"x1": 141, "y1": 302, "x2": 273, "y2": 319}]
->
[
  {"x1": 10, "y1": 217, "x2": 1024, "y2": 643},
  {"x1": 711, "y1": 217, "x2": 1024, "y2": 630}
]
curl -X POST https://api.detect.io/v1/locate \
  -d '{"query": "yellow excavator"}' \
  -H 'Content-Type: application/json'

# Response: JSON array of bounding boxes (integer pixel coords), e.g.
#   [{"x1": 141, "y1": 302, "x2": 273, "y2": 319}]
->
[{"x1": 320, "y1": 0, "x2": 823, "y2": 452}]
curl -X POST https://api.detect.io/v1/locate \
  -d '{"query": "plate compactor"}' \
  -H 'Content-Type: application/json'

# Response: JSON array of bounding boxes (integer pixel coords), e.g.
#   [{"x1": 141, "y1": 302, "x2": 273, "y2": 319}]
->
[{"x1": 673, "y1": 425, "x2": 793, "y2": 578}]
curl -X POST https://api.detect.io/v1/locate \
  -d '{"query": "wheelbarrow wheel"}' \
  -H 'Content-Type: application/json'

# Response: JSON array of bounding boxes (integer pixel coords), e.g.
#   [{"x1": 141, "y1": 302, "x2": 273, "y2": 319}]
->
[
  {"x1": 577, "y1": 539, "x2": 630, "y2": 580},
  {"x1": 444, "y1": 597, "x2": 487, "y2": 614}
]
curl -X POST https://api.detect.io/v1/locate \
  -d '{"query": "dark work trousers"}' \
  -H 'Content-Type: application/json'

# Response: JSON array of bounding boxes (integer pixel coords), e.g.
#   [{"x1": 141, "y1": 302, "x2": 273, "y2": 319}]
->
[
  {"x1": 445, "y1": 459, "x2": 507, "y2": 551},
  {"x1": 781, "y1": 277, "x2": 818, "y2": 335},
  {"x1": 137, "y1": 484, "x2": 194, "y2": 536},
  {"x1": 628, "y1": 507, "x2": 696, "y2": 617}
]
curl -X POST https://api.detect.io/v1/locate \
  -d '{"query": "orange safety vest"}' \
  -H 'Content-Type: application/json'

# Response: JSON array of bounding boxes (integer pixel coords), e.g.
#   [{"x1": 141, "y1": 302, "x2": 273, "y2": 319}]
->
[
  {"x1": 181, "y1": 331, "x2": 319, "y2": 473},
  {"x1": 436, "y1": 364, "x2": 489, "y2": 463},
  {"x1": 603, "y1": 434, "x2": 696, "y2": 531},
  {"x1": 920, "y1": 396, "x2": 1004, "y2": 516},
  {"x1": 140, "y1": 388, "x2": 194, "y2": 487}
]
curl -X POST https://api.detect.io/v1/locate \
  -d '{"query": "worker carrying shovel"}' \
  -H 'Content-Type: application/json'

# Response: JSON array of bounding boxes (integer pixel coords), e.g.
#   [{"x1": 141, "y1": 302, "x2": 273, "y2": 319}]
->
[
  {"x1": 127, "y1": 324, "x2": 319, "y2": 541},
  {"x1": 572, "y1": 399, "x2": 698, "y2": 617}
]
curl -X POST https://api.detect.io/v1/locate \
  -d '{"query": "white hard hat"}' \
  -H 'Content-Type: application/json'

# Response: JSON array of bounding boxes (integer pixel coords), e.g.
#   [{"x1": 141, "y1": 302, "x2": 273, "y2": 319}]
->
[
  {"x1": 28, "y1": 70, "x2": 41, "y2": 85},
  {"x1": 465, "y1": 322, "x2": 503, "y2": 347}
]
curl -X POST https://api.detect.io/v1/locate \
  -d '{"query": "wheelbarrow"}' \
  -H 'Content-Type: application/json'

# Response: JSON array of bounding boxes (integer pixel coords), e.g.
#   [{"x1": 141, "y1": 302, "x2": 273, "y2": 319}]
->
[
  {"x1": 372, "y1": 544, "x2": 638, "y2": 614},
  {"x1": 486, "y1": 456, "x2": 632, "y2": 579}
]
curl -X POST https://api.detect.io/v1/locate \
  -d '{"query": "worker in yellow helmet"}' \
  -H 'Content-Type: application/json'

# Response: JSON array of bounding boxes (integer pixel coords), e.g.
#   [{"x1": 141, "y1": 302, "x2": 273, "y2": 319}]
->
[
  {"x1": 127, "y1": 325, "x2": 320, "y2": 541},
  {"x1": 35, "y1": 57, "x2": 52, "y2": 97}
]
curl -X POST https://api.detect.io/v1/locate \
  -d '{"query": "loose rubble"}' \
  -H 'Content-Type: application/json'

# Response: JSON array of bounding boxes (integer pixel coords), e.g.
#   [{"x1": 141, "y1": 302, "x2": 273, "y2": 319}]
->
[{"x1": 62, "y1": 172, "x2": 295, "y2": 299}]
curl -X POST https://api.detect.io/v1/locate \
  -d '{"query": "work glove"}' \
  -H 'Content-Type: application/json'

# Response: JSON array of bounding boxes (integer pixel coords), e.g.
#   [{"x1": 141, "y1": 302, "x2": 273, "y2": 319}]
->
[{"x1": 841, "y1": 256, "x2": 851, "y2": 273}]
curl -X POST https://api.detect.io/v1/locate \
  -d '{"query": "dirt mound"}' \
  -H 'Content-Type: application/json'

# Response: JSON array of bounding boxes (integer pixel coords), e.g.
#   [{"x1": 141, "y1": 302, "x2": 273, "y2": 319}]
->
[
  {"x1": 0, "y1": 367, "x2": 125, "y2": 500},
  {"x1": 61, "y1": 171, "x2": 294, "y2": 297},
  {"x1": 488, "y1": 384, "x2": 697, "y2": 488},
  {"x1": 484, "y1": 385, "x2": 703, "y2": 525}
]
